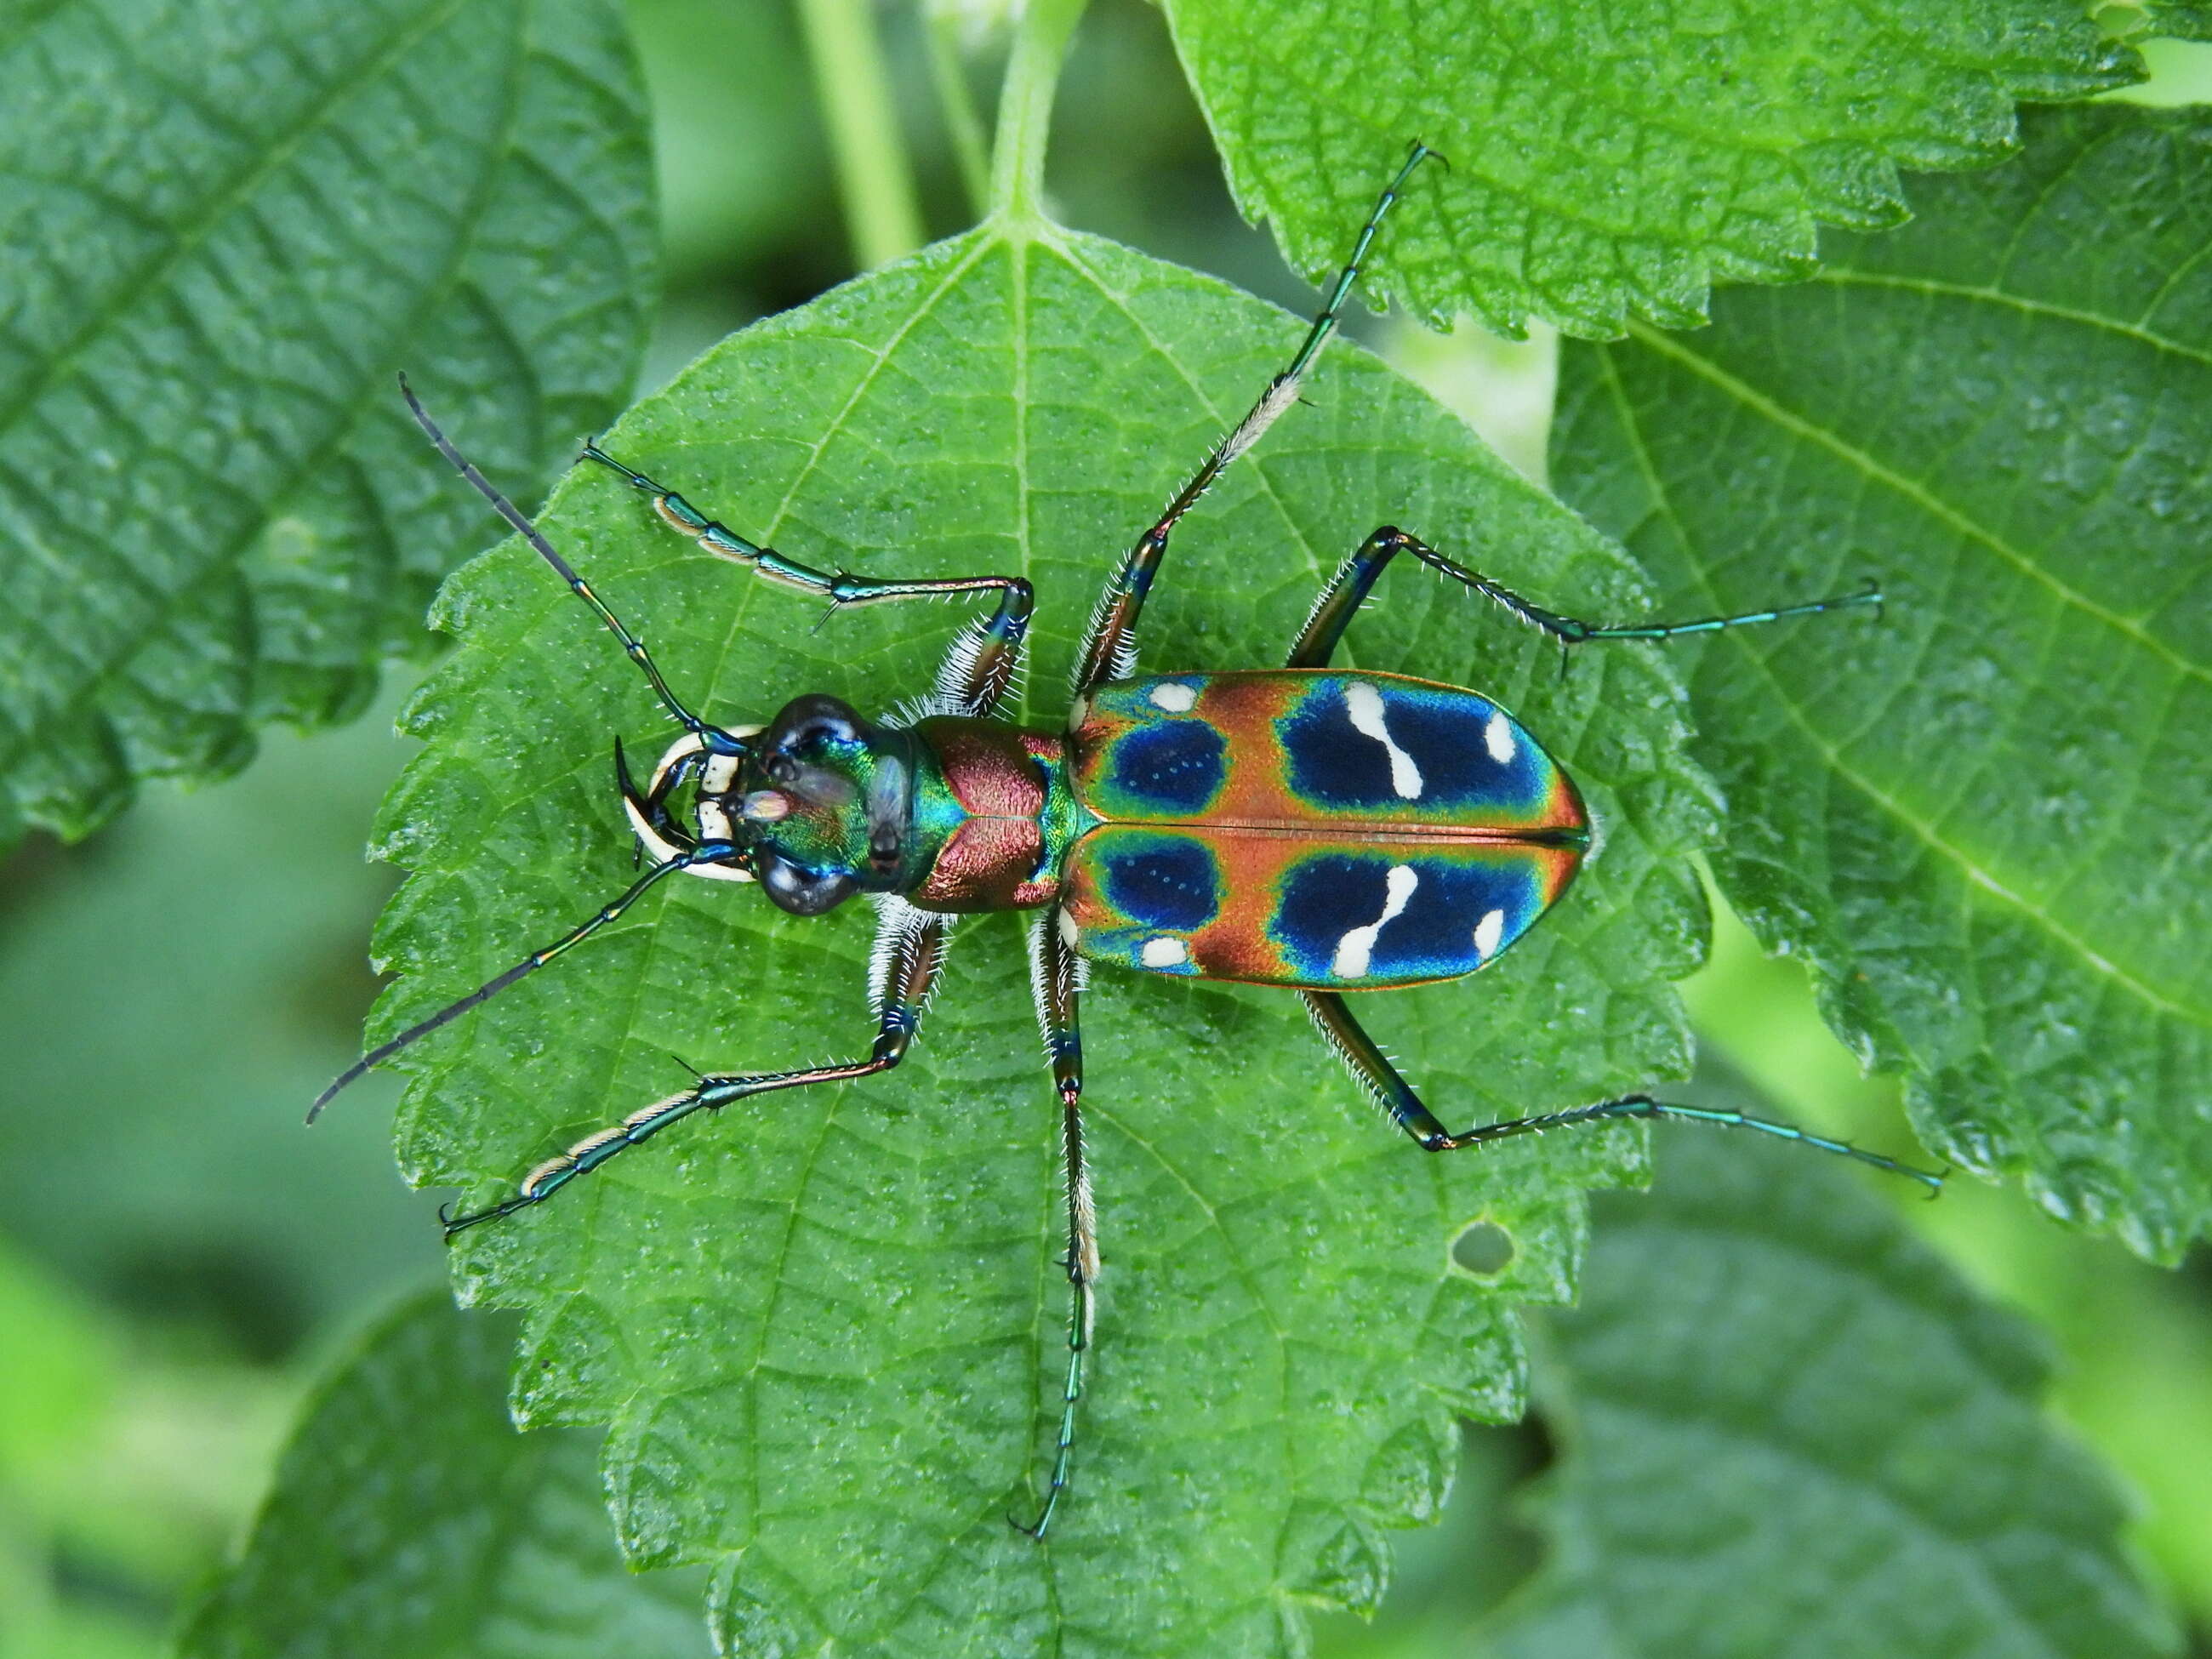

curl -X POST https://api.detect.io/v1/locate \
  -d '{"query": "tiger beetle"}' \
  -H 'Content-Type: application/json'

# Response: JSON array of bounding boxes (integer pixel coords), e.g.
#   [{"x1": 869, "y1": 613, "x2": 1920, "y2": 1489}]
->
[{"x1": 317, "y1": 143, "x2": 1940, "y2": 1539}]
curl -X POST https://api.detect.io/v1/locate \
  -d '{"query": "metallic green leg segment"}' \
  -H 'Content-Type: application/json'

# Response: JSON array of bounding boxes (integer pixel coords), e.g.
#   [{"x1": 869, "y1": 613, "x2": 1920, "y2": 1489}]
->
[
  {"x1": 1014, "y1": 908, "x2": 1094, "y2": 1540},
  {"x1": 1304, "y1": 990, "x2": 1454, "y2": 1143},
  {"x1": 1074, "y1": 143, "x2": 1438, "y2": 698},
  {"x1": 1304, "y1": 991, "x2": 1942, "y2": 1189},
  {"x1": 1288, "y1": 526, "x2": 1881, "y2": 670},
  {"x1": 581, "y1": 445, "x2": 1035, "y2": 716},
  {"x1": 442, "y1": 905, "x2": 950, "y2": 1234}
]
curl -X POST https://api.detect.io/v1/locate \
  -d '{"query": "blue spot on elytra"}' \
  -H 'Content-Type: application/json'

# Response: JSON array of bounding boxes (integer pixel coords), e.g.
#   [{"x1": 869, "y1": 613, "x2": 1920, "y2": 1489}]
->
[
  {"x1": 1103, "y1": 837, "x2": 1220, "y2": 931},
  {"x1": 1273, "y1": 850, "x2": 1539, "y2": 983},
  {"x1": 1275, "y1": 856, "x2": 1390, "y2": 976},
  {"x1": 1280, "y1": 677, "x2": 1535, "y2": 813},
  {"x1": 1110, "y1": 721, "x2": 1226, "y2": 812}
]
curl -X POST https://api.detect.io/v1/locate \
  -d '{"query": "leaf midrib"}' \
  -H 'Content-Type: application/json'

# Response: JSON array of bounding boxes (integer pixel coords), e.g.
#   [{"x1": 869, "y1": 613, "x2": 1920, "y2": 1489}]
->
[{"x1": 592, "y1": 231, "x2": 1027, "y2": 1633}]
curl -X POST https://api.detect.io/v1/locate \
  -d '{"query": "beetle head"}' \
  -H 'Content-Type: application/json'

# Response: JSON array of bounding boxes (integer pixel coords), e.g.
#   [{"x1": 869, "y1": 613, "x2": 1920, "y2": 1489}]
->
[{"x1": 616, "y1": 693, "x2": 915, "y2": 917}]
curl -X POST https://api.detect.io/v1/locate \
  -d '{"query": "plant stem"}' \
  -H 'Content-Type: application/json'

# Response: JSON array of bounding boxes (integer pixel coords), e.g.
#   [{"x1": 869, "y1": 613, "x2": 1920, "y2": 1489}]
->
[
  {"x1": 926, "y1": 10, "x2": 992, "y2": 222},
  {"x1": 795, "y1": 0, "x2": 926, "y2": 269},
  {"x1": 987, "y1": 0, "x2": 1089, "y2": 225}
]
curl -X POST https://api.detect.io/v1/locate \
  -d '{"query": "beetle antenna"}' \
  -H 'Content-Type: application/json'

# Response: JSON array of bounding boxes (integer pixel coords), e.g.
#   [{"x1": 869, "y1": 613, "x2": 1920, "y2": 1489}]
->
[
  {"x1": 396, "y1": 374, "x2": 725, "y2": 744},
  {"x1": 308, "y1": 853, "x2": 698, "y2": 1122}
]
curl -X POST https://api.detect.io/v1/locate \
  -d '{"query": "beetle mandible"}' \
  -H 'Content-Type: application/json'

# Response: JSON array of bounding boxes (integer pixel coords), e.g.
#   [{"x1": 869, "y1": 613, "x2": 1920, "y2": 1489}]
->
[{"x1": 317, "y1": 144, "x2": 1936, "y2": 1536}]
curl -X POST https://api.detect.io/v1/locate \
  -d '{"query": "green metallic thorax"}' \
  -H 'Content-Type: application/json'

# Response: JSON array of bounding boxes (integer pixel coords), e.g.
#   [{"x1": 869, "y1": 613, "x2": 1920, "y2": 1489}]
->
[{"x1": 898, "y1": 717, "x2": 1092, "y2": 914}]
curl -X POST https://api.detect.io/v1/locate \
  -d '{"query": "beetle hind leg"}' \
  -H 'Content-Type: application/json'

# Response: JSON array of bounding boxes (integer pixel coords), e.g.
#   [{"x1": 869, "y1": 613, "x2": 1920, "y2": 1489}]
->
[
  {"x1": 1304, "y1": 991, "x2": 1942, "y2": 1190},
  {"x1": 1287, "y1": 527, "x2": 1881, "y2": 671},
  {"x1": 1304, "y1": 991, "x2": 1456, "y2": 1146}
]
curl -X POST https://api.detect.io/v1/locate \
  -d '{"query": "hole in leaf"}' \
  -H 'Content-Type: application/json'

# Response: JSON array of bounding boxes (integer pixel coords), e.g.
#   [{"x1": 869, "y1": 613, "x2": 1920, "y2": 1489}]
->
[{"x1": 1451, "y1": 1219, "x2": 1514, "y2": 1276}]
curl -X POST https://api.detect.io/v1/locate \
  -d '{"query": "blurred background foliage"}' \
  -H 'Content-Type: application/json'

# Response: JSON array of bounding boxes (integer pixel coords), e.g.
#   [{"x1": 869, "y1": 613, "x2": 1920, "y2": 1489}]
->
[{"x1": 3, "y1": 2, "x2": 2209, "y2": 1653}]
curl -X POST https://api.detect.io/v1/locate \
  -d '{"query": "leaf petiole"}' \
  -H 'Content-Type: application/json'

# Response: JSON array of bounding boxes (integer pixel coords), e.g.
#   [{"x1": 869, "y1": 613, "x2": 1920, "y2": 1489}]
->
[{"x1": 987, "y1": 0, "x2": 1089, "y2": 226}]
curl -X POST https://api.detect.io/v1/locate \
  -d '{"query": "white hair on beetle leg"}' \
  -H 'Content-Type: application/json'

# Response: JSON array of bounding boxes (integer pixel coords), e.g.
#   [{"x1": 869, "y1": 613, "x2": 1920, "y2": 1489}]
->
[
  {"x1": 1297, "y1": 559, "x2": 1357, "y2": 644},
  {"x1": 932, "y1": 619, "x2": 991, "y2": 711},
  {"x1": 864, "y1": 893, "x2": 938, "y2": 1018},
  {"x1": 1216, "y1": 370, "x2": 1306, "y2": 469},
  {"x1": 1071, "y1": 581, "x2": 1141, "y2": 693},
  {"x1": 1025, "y1": 911, "x2": 1062, "y2": 1064},
  {"x1": 1303, "y1": 995, "x2": 1405, "y2": 1126},
  {"x1": 1024, "y1": 910, "x2": 1099, "y2": 1299},
  {"x1": 1067, "y1": 1121, "x2": 1099, "y2": 1297},
  {"x1": 881, "y1": 694, "x2": 942, "y2": 730}
]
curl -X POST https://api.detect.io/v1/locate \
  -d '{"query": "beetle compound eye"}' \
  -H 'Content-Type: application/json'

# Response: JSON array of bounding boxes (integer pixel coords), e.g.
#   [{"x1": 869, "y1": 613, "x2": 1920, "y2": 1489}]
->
[
  {"x1": 762, "y1": 692, "x2": 866, "y2": 755},
  {"x1": 756, "y1": 849, "x2": 858, "y2": 916}
]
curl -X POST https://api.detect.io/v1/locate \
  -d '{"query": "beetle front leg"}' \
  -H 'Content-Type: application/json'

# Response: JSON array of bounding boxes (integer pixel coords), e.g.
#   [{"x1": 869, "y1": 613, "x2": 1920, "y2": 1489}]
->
[
  {"x1": 582, "y1": 446, "x2": 1033, "y2": 717},
  {"x1": 1288, "y1": 527, "x2": 1881, "y2": 670},
  {"x1": 442, "y1": 904, "x2": 951, "y2": 1234},
  {"x1": 1012, "y1": 905, "x2": 1096, "y2": 1540}
]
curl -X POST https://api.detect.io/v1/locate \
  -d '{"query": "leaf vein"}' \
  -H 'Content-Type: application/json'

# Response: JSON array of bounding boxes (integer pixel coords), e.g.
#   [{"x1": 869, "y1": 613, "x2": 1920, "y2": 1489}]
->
[{"x1": 1592, "y1": 344, "x2": 2209, "y2": 1030}]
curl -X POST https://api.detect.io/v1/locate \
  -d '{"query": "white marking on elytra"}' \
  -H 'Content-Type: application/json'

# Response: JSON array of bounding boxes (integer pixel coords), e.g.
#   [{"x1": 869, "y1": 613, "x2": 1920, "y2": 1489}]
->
[
  {"x1": 1332, "y1": 864, "x2": 1418, "y2": 979},
  {"x1": 1474, "y1": 908, "x2": 1506, "y2": 962},
  {"x1": 1484, "y1": 711, "x2": 1515, "y2": 765},
  {"x1": 1149, "y1": 681, "x2": 1198, "y2": 713},
  {"x1": 1344, "y1": 681, "x2": 1423, "y2": 800},
  {"x1": 1140, "y1": 936, "x2": 1188, "y2": 968}
]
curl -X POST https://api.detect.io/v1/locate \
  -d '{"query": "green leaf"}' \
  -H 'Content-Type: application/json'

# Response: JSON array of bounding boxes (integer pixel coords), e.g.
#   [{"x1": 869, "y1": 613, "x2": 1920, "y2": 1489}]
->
[
  {"x1": 1155, "y1": 0, "x2": 2142, "y2": 339},
  {"x1": 1549, "y1": 103, "x2": 2212, "y2": 1261},
  {"x1": 0, "y1": 0, "x2": 655, "y2": 847},
  {"x1": 174, "y1": 1288, "x2": 709, "y2": 1659},
  {"x1": 1487, "y1": 1130, "x2": 2179, "y2": 1659},
  {"x1": 377, "y1": 221, "x2": 1718, "y2": 1654}
]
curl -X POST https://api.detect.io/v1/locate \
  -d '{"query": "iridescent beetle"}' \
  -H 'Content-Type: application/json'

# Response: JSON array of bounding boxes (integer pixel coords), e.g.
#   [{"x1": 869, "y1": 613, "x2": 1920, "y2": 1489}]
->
[{"x1": 318, "y1": 145, "x2": 1937, "y2": 1536}]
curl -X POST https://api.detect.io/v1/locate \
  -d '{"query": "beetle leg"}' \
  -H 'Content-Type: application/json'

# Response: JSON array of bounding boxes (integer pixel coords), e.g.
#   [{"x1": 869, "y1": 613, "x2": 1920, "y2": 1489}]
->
[
  {"x1": 579, "y1": 446, "x2": 1033, "y2": 718},
  {"x1": 1290, "y1": 527, "x2": 1880, "y2": 670},
  {"x1": 1303, "y1": 990, "x2": 1942, "y2": 1189},
  {"x1": 1303, "y1": 989, "x2": 1457, "y2": 1144},
  {"x1": 1012, "y1": 906, "x2": 1095, "y2": 1539},
  {"x1": 1073, "y1": 143, "x2": 1438, "y2": 699},
  {"x1": 440, "y1": 903, "x2": 950, "y2": 1234}
]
